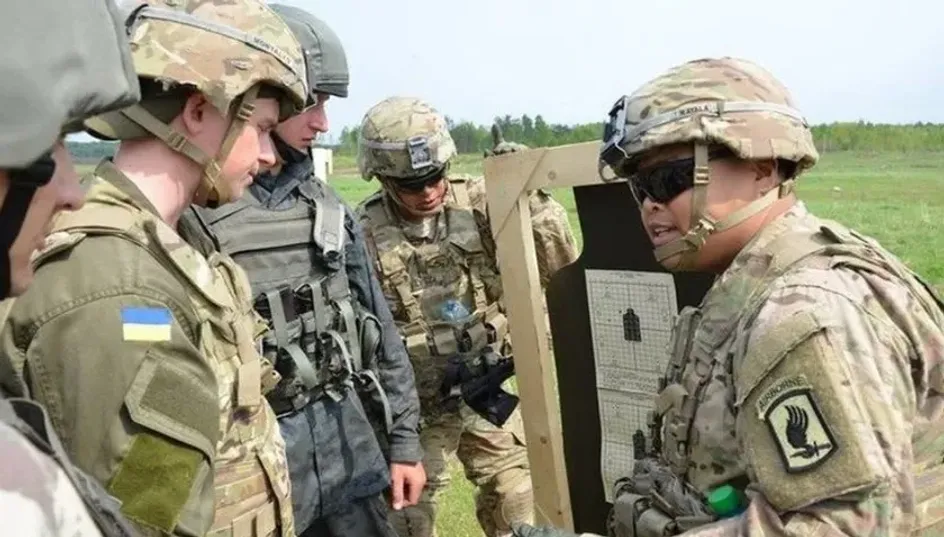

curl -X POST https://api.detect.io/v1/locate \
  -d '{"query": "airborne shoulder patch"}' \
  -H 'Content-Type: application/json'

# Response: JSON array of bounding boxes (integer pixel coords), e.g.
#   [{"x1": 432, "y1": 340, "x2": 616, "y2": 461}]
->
[
  {"x1": 739, "y1": 331, "x2": 884, "y2": 511},
  {"x1": 761, "y1": 382, "x2": 837, "y2": 473}
]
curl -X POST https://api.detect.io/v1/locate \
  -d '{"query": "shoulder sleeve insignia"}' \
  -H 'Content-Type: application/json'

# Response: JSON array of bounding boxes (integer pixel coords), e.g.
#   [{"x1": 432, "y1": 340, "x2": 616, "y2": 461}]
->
[
  {"x1": 121, "y1": 306, "x2": 173, "y2": 342},
  {"x1": 762, "y1": 383, "x2": 837, "y2": 473}
]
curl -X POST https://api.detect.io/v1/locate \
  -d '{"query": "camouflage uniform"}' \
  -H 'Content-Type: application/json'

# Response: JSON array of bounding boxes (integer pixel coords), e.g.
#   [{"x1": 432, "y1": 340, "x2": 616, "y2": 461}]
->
[
  {"x1": 514, "y1": 57, "x2": 944, "y2": 537},
  {"x1": 178, "y1": 6, "x2": 419, "y2": 537},
  {"x1": 0, "y1": 0, "x2": 141, "y2": 535},
  {"x1": 0, "y1": 2, "x2": 310, "y2": 536},
  {"x1": 354, "y1": 96, "x2": 578, "y2": 537}
]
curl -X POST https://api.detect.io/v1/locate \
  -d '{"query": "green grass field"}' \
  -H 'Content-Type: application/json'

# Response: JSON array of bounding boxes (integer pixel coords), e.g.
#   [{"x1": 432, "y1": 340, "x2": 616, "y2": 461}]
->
[
  {"x1": 78, "y1": 150, "x2": 944, "y2": 536},
  {"x1": 328, "y1": 150, "x2": 944, "y2": 293}
]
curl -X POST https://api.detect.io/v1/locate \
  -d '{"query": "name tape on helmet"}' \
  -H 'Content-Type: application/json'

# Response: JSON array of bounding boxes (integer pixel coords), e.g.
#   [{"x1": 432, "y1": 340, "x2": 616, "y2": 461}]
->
[{"x1": 623, "y1": 100, "x2": 809, "y2": 144}]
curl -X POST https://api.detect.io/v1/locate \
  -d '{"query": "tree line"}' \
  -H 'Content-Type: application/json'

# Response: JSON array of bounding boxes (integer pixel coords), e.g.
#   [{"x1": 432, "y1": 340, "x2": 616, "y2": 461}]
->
[
  {"x1": 68, "y1": 119, "x2": 944, "y2": 163},
  {"x1": 337, "y1": 118, "x2": 944, "y2": 155}
]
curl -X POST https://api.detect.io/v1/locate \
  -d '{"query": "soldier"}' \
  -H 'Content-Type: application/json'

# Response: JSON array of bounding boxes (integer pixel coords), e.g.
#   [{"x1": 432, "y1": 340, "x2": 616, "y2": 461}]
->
[
  {"x1": 514, "y1": 57, "x2": 944, "y2": 537},
  {"x1": 354, "y1": 96, "x2": 579, "y2": 537},
  {"x1": 177, "y1": 5, "x2": 425, "y2": 537},
  {"x1": 0, "y1": 0, "x2": 142, "y2": 534},
  {"x1": 0, "y1": 1, "x2": 310, "y2": 536}
]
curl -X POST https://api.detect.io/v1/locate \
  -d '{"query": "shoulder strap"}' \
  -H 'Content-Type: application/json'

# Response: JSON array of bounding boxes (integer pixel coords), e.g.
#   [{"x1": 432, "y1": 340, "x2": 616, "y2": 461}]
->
[
  {"x1": 358, "y1": 191, "x2": 389, "y2": 225},
  {"x1": 300, "y1": 180, "x2": 346, "y2": 260},
  {"x1": 446, "y1": 176, "x2": 471, "y2": 208},
  {"x1": 51, "y1": 202, "x2": 137, "y2": 235},
  {"x1": 357, "y1": 196, "x2": 425, "y2": 322},
  {"x1": 731, "y1": 226, "x2": 838, "y2": 333},
  {"x1": 822, "y1": 222, "x2": 944, "y2": 313},
  {"x1": 176, "y1": 206, "x2": 220, "y2": 258},
  {"x1": 54, "y1": 197, "x2": 227, "y2": 312}
]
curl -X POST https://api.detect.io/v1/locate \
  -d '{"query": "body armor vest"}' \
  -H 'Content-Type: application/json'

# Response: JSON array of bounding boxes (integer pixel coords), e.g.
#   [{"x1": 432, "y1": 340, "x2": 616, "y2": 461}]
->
[
  {"x1": 0, "y1": 395, "x2": 138, "y2": 537},
  {"x1": 48, "y1": 181, "x2": 294, "y2": 537},
  {"x1": 183, "y1": 179, "x2": 392, "y2": 429},
  {"x1": 643, "y1": 216, "x2": 944, "y2": 536},
  {"x1": 359, "y1": 179, "x2": 510, "y2": 399}
]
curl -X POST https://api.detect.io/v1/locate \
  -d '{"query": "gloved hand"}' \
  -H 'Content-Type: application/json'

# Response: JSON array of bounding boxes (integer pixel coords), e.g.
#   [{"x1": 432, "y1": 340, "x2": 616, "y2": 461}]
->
[
  {"x1": 484, "y1": 123, "x2": 530, "y2": 157},
  {"x1": 511, "y1": 523, "x2": 591, "y2": 537}
]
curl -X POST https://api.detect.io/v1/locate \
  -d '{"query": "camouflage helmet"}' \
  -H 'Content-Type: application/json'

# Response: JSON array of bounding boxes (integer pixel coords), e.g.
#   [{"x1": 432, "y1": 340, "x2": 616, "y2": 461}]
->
[
  {"x1": 598, "y1": 57, "x2": 818, "y2": 271},
  {"x1": 356, "y1": 96, "x2": 457, "y2": 182},
  {"x1": 84, "y1": 0, "x2": 308, "y2": 207},
  {"x1": 600, "y1": 57, "x2": 818, "y2": 178}
]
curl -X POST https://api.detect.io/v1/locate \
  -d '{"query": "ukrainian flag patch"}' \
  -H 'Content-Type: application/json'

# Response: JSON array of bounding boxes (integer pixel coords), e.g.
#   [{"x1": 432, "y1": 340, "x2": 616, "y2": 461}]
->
[{"x1": 121, "y1": 307, "x2": 172, "y2": 342}]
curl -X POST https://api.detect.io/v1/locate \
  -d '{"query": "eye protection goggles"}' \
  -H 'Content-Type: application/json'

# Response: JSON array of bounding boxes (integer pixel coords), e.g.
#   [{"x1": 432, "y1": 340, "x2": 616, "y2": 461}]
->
[
  {"x1": 385, "y1": 165, "x2": 446, "y2": 193},
  {"x1": 627, "y1": 147, "x2": 735, "y2": 205}
]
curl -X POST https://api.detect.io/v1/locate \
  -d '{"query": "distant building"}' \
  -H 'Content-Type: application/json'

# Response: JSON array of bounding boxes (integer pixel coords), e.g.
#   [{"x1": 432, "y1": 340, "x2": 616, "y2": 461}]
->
[{"x1": 311, "y1": 146, "x2": 333, "y2": 182}]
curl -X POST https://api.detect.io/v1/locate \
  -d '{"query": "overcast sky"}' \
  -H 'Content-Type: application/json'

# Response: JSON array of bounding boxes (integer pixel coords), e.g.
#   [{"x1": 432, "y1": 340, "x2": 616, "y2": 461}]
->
[{"x1": 73, "y1": 0, "x2": 943, "y2": 143}]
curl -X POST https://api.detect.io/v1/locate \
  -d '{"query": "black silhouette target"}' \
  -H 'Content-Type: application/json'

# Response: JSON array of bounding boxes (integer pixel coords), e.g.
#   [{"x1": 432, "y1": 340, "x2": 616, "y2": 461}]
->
[{"x1": 544, "y1": 182, "x2": 714, "y2": 534}]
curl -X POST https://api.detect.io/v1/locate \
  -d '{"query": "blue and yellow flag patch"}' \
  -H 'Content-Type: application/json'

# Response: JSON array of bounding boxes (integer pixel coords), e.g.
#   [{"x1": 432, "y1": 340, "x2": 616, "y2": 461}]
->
[{"x1": 121, "y1": 307, "x2": 172, "y2": 342}]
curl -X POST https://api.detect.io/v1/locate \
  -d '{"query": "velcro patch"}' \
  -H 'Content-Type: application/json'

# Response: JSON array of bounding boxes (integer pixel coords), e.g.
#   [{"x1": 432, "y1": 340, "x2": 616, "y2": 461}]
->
[
  {"x1": 107, "y1": 433, "x2": 204, "y2": 532},
  {"x1": 738, "y1": 327, "x2": 885, "y2": 511}
]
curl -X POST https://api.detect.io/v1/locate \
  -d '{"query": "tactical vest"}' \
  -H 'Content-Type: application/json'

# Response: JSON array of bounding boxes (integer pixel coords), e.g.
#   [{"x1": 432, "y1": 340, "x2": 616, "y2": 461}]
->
[
  {"x1": 182, "y1": 179, "x2": 392, "y2": 429},
  {"x1": 358, "y1": 179, "x2": 509, "y2": 393},
  {"x1": 644, "y1": 217, "x2": 944, "y2": 536},
  {"x1": 45, "y1": 181, "x2": 294, "y2": 537},
  {"x1": 0, "y1": 395, "x2": 138, "y2": 537}
]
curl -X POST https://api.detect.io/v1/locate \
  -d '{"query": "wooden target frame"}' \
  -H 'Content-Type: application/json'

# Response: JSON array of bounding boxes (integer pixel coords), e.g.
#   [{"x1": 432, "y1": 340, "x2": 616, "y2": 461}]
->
[{"x1": 483, "y1": 141, "x2": 714, "y2": 533}]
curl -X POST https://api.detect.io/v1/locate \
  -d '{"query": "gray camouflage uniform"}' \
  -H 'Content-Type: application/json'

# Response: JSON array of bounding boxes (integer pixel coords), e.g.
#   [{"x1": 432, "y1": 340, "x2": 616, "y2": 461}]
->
[
  {"x1": 178, "y1": 5, "x2": 421, "y2": 537},
  {"x1": 0, "y1": 0, "x2": 141, "y2": 535}
]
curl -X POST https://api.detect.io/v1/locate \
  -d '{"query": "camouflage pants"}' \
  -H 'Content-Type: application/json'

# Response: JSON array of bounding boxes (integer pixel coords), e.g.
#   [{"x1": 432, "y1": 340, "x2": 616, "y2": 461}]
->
[
  {"x1": 300, "y1": 494, "x2": 398, "y2": 537},
  {"x1": 389, "y1": 399, "x2": 534, "y2": 537}
]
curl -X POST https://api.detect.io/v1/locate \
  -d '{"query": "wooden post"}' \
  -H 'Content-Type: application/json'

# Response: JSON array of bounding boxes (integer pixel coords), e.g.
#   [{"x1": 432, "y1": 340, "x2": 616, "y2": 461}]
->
[{"x1": 482, "y1": 141, "x2": 621, "y2": 530}]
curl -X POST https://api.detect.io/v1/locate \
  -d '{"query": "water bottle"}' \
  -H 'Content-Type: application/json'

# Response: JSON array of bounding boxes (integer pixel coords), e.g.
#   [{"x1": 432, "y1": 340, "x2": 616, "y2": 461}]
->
[
  {"x1": 707, "y1": 484, "x2": 746, "y2": 518},
  {"x1": 440, "y1": 299, "x2": 471, "y2": 322}
]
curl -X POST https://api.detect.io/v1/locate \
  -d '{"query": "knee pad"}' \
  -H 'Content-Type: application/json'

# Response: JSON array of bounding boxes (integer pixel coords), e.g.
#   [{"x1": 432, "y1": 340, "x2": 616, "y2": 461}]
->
[{"x1": 475, "y1": 470, "x2": 534, "y2": 537}]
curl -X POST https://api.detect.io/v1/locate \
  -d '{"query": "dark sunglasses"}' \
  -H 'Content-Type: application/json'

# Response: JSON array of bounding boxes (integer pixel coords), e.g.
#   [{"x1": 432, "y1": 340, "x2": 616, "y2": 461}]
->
[
  {"x1": 387, "y1": 167, "x2": 446, "y2": 193},
  {"x1": 628, "y1": 148, "x2": 733, "y2": 205}
]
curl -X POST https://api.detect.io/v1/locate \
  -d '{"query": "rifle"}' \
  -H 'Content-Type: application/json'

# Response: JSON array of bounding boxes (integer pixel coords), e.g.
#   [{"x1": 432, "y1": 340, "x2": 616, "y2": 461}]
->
[{"x1": 440, "y1": 348, "x2": 519, "y2": 427}]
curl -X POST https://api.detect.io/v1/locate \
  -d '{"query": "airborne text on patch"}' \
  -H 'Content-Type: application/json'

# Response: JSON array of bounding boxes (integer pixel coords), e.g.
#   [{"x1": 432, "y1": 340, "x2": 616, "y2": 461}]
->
[{"x1": 755, "y1": 375, "x2": 809, "y2": 417}]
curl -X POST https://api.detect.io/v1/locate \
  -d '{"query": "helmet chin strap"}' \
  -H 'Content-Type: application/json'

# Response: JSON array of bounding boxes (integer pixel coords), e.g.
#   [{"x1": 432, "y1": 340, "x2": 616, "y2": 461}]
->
[
  {"x1": 119, "y1": 85, "x2": 261, "y2": 208},
  {"x1": 0, "y1": 185, "x2": 38, "y2": 299},
  {"x1": 0, "y1": 153, "x2": 56, "y2": 299},
  {"x1": 653, "y1": 142, "x2": 795, "y2": 271}
]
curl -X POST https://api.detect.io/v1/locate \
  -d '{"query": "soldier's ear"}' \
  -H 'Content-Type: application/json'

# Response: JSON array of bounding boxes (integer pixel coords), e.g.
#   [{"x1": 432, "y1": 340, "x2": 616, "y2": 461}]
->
[
  {"x1": 177, "y1": 92, "x2": 214, "y2": 137},
  {"x1": 748, "y1": 159, "x2": 779, "y2": 194}
]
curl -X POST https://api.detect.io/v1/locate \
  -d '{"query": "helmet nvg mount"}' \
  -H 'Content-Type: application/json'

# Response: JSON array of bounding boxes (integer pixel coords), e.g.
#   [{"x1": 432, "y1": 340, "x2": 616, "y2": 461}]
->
[
  {"x1": 84, "y1": 0, "x2": 308, "y2": 208},
  {"x1": 598, "y1": 56, "x2": 819, "y2": 271}
]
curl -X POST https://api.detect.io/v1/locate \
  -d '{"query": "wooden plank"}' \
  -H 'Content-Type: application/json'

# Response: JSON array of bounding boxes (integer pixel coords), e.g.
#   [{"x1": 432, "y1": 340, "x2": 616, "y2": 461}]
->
[
  {"x1": 484, "y1": 141, "x2": 624, "y2": 239},
  {"x1": 483, "y1": 142, "x2": 715, "y2": 533},
  {"x1": 482, "y1": 142, "x2": 629, "y2": 530},
  {"x1": 490, "y1": 189, "x2": 574, "y2": 529}
]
